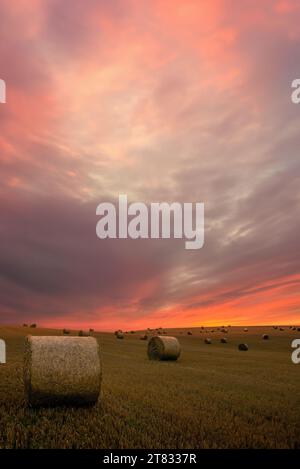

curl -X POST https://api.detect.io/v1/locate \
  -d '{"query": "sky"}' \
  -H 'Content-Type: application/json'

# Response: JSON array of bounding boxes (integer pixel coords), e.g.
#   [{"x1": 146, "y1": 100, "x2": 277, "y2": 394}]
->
[{"x1": 0, "y1": 0, "x2": 300, "y2": 330}]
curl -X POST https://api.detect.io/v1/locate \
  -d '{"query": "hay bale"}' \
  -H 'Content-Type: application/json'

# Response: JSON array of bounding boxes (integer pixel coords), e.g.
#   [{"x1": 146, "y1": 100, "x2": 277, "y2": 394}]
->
[
  {"x1": 89, "y1": 328, "x2": 94, "y2": 333},
  {"x1": 204, "y1": 338, "x2": 212, "y2": 344},
  {"x1": 187, "y1": 331, "x2": 192, "y2": 335},
  {"x1": 147, "y1": 336, "x2": 181, "y2": 361},
  {"x1": 140, "y1": 334, "x2": 148, "y2": 340},
  {"x1": 23, "y1": 324, "x2": 28, "y2": 327},
  {"x1": 273, "y1": 326, "x2": 278, "y2": 330},
  {"x1": 30, "y1": 324, "x2": 37, "y2": 328},
  {"x1": 63, "y1": 329, "x2": 70, "y2": 335},
  {"x1": 220, "y1": 338, "x2": 227, "y2": 343},
  {"x1": 116, "y1": 331, "x2": 124, "y2": 339},
  {"x1": 238, "y1": 343, "x2": 248, "y2": 351},
  {"x1": 279, "y1": 327, "x2": 284, "y2": 331},
  {"x1": 24, "y1": 336, "x2": 101, "y2": 407},
  {"x1": 262, "y1": 334, "x2": 269, "y2": 340},
  {"x1": 78, "y1": 330, "x2": 90, "y2": 337},
  {"x1": 244, "y1": 328, "x2": 248, "y2": 332},
  {"x1": 297, "y1": 327, "x2": 300, "y2": 332}
]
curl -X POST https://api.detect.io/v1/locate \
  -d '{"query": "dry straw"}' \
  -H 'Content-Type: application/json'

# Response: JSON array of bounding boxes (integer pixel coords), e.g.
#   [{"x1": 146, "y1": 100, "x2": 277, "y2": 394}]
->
[
  {"x1": 238, "y1": 343, "x2": 249, "y2": 351},
  {"x1": 147, "y1": 336, "x2": 181, "y2": 361},
  {"x1": 24, "y1": 336, "x2": 101, "y2": 407}
]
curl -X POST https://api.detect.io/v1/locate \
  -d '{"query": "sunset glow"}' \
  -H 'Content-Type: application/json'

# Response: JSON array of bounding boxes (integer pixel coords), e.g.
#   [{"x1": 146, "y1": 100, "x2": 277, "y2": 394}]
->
[{"x1": 1, "y1": 0, "x2": 300, "y2": 330}]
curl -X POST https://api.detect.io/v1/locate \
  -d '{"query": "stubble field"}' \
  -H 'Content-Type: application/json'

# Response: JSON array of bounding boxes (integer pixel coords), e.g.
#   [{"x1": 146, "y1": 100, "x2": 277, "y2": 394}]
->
[{"x1": 0, "y1": 325, "x2": 299, "y2": 449}]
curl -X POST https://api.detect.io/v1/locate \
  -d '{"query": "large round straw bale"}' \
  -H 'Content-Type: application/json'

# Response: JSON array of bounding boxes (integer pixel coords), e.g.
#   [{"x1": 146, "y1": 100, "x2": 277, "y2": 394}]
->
[
  {"x1": 220, "y1": 338, "x2": 227, "y2": 343},
  {"x1": 244, "y1": 328, "x2": 248, "y2": 332},
  {"x1": 63, "y1": 329, "x2": 70, "y2": 335},
  {"x1": 238, "y1": 343, "x2": 248, "y2": 351},
  {"x1": 24, "y1": 336, "x2": 101, "y2": 407},
  {"x1": 147, "y1": 336, "x2": 181, "y2": 361},
  {"x1": 116, "y1": 331, "x2": 124, "y2": 339},
  {"x1": 262, "y1": 334, "x2": 269, "y2": 340},
  {"x1": 140, "y1": 334, "x2": 148, "y2": 340},
  {"x1": 204, "y1": 338, "x2": 212, "y2": 344}
]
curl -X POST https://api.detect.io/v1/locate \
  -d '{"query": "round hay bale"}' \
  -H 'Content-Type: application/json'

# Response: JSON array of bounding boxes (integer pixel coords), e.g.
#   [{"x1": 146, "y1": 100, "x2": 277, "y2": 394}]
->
[
  {"x1": 243, "y1": 328, "x2": 248, "y2": 332},
  {"x1": 262, "y1": 334, "x2": 269, "y2": 340},
  {"x1": 78, "y1": 330, "x2": 90, "y2": 337},
  {"x1": 140, "y1": 334, "x2": 148, "y2": 340},
  {"x1": 147, "y1": 336, "x2": 181, "y2": 361},
  {"x1": 24, "y1": 336, "x2": 101, "y2": 407},
  {"x1": 238, "y1": 343, "x2": 248, "y2": 351},
  {"x1": 30, "y1": 324, "x2": 37, "y2": 328},
  {"x1": 220, "y1": 338, "x2": 227, "y2": 343},
  {"x1": 297, "y1": 327, "x2": 300, "y2": 332},
  {"x1": 279, "y1": 327, "x2": 284, "y2": 331},
  {"x1": 187, "y1": 331, "x2": 192, "y2": 335},
  {"x1": 204, "y1": 338, "x2": 212, "y2": 344},
  {"x1": 23, "y1": 323, "x2": 28, "y2": 327},
  {"x1": 116, "y1": 331, "x2": 124, "y2": 339},
  {"x1": 63, "y1": 329, "x2": 70, "y2": 335}
]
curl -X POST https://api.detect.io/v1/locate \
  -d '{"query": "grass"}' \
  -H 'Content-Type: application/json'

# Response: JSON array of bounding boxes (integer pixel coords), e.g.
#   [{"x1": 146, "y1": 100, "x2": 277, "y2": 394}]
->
[{"x1": 0, "y1": 325, "x2": 299, "y2": 449}]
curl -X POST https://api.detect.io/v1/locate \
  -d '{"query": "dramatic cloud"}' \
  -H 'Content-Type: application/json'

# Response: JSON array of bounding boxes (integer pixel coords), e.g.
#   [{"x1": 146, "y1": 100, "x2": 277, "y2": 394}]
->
[{"x1": 0, "y1": 0, "x2": 299, "y2": 329}]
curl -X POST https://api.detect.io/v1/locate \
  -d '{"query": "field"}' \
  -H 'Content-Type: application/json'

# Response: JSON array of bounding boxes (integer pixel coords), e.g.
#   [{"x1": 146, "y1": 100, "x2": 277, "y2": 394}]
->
[{"x1": 0, "y1": 325, "x2": 299, "y2": 449}]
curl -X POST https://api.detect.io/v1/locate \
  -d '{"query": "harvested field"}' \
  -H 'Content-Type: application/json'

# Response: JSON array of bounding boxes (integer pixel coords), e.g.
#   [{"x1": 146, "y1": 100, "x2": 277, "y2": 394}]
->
[{"x1": 0, "y1": 325, "x2": 299, "y2": 449}]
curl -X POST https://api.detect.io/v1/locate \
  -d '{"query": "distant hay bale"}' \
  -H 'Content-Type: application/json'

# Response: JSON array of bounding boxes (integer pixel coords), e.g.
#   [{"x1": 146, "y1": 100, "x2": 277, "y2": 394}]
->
[
  {"x1": 116, "y1": 331, "x2": 124, "y2": 339},
  {"x1": 78, "y1": 330, "x2": 90, "y2": 337},
  {"x1": 204, "y1": 338, "x2": 212, "y2": 344},
  {"x1": 89, "y1": 328, "x2": 94, "y2": 333},
  {"x1": 140, "y1": 334, "x2": 148, "y2": 340},
  {"x1": 238, "y1": 343, "x2": 248, "y2": 351},
  {"x1": 220, "y1": 328, "x2": 228, "y2": 333},
  {"x1": 63, "y1": 329, "x2": 70, "y2": 335},
  {"x1": 244, "y1": 328, "x2": 248, "y2": 332},
  {"x1": 24, "y1": 336, "x2": 101, "y2": 407},
  {"x1": 23, "y1": 324, "x2": 28, "y2": 327},
  {"x1": 30, "y1": 324, "x2": 37, "y2": 328},
  {"x1": 279, "y1": 327, "x2": 284, "y2": 331},
  {"x1": 187, "y1": 331, "x2": 192, "y2": 335},
  {"x1": 147, "y1": 336, "x2": 181, "y2": 361},
  {"x1": 273, "y1": 326, "x2": 278, "y2": 330},
  {"x1": 220, "y1": 338, "x2": 227, "y2": 343},
  {"x1": 297, "y1": 328, "x2": 300, "y2": 332},
  {"x1": 262, "y1": 334, "x2": 269, "y2": 340}
]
